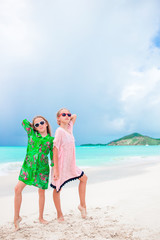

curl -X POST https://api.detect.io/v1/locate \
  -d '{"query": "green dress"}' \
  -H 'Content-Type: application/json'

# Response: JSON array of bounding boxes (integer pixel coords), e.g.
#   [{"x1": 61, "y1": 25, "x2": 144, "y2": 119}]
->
[{"x1": 19, "y1": 119, "x2": 54, "y2": 189}]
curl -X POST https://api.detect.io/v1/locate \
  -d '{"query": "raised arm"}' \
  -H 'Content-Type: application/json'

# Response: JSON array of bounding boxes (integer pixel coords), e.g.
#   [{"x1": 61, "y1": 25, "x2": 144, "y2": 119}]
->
[
  {"x1": 70, "y1": 114, "x2": 77, "y2": 125},
  {"x1": 22, "y1": 119, "x2": 34, "y2": 136}
]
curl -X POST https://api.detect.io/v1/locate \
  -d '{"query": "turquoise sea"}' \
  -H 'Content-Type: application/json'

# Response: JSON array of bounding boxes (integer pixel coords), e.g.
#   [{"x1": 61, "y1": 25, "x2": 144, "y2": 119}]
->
[{"x1": 0, "y1": 146, "x2": 160, "y2": 175}]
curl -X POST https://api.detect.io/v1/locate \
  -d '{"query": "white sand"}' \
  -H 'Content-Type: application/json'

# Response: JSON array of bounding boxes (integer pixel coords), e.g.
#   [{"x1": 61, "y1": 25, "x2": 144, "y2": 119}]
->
[{"x1": 0, "y1": 156, "x2": 160, "y2": 240}]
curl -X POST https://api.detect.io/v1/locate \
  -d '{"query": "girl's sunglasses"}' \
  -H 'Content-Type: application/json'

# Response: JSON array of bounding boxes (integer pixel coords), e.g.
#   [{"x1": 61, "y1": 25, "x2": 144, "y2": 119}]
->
[
  {"x1": 34, "y1": 120, "x2": 45, "y2": 128},
  {"x1": 59, "y1": 113, "x2": 71, "y2": 117}
]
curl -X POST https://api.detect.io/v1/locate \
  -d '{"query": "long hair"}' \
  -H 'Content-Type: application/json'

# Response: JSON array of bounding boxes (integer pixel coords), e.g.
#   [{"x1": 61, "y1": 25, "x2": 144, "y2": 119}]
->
[
  {"x1": 56, "y1": 108, "x2": 70, "y2": 125},
  {"x1": 32, "y1": 115, "x2": 52, "y2": 136}
]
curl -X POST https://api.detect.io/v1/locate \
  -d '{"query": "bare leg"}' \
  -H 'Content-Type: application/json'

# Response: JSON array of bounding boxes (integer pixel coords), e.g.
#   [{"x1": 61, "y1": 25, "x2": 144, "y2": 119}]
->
[
  {"x1": 14, "y1": 181, "x2": 26, "y2": 230},
  {"x1": 78, "y1": 174, "x2": 88, "y2": 218},
  {"x1": 38, "y1": 188, "x2": 48, "y2": 224},
  {"x1": 53, "y1": 189, "x2": 64, "y2": 221}
]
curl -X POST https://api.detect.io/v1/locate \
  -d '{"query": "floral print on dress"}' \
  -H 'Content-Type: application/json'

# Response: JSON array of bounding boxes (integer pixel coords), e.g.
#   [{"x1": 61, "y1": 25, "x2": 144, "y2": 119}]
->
[{"x1": 19, "y1": 119, "x2": 54, "y2": 189}]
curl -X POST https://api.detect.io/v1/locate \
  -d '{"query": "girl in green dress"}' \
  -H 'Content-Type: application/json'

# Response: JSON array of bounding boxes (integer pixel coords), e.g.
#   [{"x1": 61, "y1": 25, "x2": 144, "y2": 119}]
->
[{"x1": 14, "y1": 116, "x2": 54, "y2": 231}]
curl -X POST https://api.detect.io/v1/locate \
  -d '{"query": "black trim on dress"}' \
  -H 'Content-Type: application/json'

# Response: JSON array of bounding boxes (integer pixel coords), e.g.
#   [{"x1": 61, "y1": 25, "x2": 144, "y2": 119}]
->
[{"x1": 50, "y1": 171, "x2": 84, "y2": 192}]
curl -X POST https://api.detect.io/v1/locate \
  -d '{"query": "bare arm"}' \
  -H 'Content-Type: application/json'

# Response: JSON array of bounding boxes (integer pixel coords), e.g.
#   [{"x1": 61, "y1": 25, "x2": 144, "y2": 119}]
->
[
  {"x1": 70, "y1": 114, "x2": 77, "y2": 125},
  {"x1": 53, "y1": 146, "x2": 59, "y2": 180},
  {"x1": 22, "y1": 119, "x2": 34, "y2": 135}
]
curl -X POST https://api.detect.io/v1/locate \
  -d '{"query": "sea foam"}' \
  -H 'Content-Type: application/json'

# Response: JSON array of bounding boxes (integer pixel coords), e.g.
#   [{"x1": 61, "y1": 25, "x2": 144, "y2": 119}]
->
[{"x1": 0, "y1": 162, "x2": 22, "y2": 176}]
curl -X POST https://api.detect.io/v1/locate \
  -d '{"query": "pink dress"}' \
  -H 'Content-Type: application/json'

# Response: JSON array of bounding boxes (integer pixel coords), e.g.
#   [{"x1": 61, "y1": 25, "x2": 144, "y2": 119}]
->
[{"x1": 50, "y1": 121, "x2": 84, "y2": 192}]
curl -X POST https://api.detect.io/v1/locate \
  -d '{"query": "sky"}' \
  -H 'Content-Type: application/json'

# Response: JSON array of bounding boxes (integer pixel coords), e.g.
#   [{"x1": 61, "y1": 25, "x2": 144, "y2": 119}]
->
[{"x1": 0, "y1": 0, "x2": 160, "y2": 146}]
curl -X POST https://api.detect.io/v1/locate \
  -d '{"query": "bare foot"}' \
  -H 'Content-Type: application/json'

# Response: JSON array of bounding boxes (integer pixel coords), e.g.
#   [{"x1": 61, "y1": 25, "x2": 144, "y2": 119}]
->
[
  {"x1": 57, "y1": 215, "x2": 64, "y2": 223},
  {"x1": 78, "y1": 205, "x2": 87, "y2": 218},
  {"x1": 14, "y1": 216, "x2": 22, "y2": 231},
  {"x1": 39, "y1": 218, "x2": 49, "y2": 224}
]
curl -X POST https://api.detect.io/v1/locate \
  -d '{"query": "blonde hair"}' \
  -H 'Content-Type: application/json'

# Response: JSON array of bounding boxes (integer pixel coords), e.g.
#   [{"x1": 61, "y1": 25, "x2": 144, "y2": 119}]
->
[
  {"x1": 32, "y1": 115, "x2": 52, "y2": 136},
  {"x1": 56, "y1": 108, "x2": 70, "y2": 125}
]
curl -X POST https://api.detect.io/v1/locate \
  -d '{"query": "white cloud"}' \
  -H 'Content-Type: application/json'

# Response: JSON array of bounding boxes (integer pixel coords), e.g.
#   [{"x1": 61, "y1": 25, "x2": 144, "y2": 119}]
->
[
  {"x1": 121, "y1": 84, "x2": 144, "y2": 102},
  {"x1": 117, "y1": 67, "x2": 160, "y2": 135},
  {"x1": 1, "y1": 0, "x2": 160, "y2": 144},
  {"x1": 102, "y1": 116, "x2": 126, "y2": 133},
  {"x1": 121, "y1": 68, "x2": 160, "y2": 102},
  {"x1": 0, "y1": 1, "x2": 37, "y2": 59}
]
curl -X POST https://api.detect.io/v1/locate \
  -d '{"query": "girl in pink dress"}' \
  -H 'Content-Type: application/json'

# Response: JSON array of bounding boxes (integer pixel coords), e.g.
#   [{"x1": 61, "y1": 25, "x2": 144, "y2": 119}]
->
[{"x1": 50, "y1": 108, "x2": 87, "y2": 221}]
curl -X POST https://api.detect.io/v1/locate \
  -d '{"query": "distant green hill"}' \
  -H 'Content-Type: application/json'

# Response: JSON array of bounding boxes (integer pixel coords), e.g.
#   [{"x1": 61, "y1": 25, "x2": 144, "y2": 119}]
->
[
  {"x1": 80, "y1": 143, "x2": 107, "y2": 146},
  {"x1": 107, "y1": 133, "x2": 160, "y2": 146},
  {"x1": 81, "y1": 133, "x2": 160, "y2": 146}
]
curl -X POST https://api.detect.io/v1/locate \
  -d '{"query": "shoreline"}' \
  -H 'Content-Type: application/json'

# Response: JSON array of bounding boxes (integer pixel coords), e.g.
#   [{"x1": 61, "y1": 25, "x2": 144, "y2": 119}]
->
[{"x1": 0, "y1": 155, "x2": 160, "y2": 197}]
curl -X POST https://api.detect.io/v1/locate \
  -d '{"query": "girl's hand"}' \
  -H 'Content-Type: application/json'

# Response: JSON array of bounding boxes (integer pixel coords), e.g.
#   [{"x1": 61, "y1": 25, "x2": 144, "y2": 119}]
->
[
  {"x1": 53, "y1": 168, "x2": 59, "y2": 180},
  {"x1": 70, "y1": 114, "x2": 77, "y2": 125}
]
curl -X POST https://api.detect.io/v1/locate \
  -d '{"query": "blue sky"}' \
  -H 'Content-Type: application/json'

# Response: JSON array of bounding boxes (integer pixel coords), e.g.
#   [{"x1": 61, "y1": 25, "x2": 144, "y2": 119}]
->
[{"x1": 1, "y1": 0, "x2": 160, "y2": 146}]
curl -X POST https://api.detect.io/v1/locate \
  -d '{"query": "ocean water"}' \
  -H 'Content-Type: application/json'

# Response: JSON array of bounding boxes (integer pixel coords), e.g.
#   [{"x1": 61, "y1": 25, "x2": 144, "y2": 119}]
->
[{"x1": 0, "y1": 146, "x2": 160, "y2": 176}]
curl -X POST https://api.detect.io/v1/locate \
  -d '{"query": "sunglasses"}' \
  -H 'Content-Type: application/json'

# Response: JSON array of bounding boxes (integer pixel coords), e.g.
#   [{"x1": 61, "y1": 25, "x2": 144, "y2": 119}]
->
[
  {"x1": 59, "y1": 113, "x2": 72, "y2": 117},
  {"x1": 34, "y1": 120, "x2": 45, "y2": 128}
]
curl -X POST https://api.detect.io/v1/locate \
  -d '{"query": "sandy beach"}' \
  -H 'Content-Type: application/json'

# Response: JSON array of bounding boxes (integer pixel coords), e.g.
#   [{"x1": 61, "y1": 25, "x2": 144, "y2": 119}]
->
[{"x1": 0, "y1": 156, "x2": 160, "y2": 240}]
